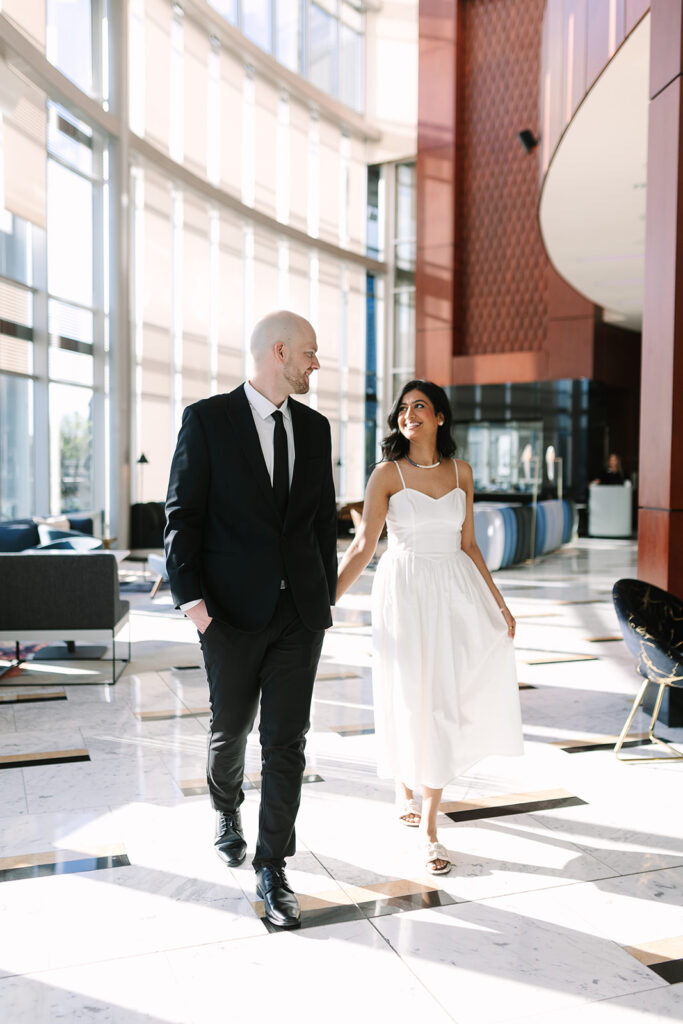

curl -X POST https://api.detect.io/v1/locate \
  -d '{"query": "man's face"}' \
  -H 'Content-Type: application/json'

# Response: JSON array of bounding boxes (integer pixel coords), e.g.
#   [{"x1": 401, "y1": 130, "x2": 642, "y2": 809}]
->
[{"x1": 282, "y1": 327, "x2": 320, "y2": 394}]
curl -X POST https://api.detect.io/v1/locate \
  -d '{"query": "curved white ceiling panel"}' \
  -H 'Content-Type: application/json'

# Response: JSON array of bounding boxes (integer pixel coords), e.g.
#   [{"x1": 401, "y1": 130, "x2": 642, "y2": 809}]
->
[{"x1": 539, "y1": 16, "x2": 650, "y2": 331}]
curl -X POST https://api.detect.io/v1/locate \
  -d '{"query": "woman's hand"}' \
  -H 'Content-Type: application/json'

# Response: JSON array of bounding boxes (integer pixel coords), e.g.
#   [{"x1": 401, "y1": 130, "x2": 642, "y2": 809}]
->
[{"x1": 500, "y1": 605, "x2": 516, "y2": 638}]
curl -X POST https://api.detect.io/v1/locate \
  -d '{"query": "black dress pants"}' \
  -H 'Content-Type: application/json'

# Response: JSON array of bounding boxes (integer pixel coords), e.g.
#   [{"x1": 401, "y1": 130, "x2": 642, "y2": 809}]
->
[{"x1": 198, "y1": 589, "x2": 324, "y2": 868}]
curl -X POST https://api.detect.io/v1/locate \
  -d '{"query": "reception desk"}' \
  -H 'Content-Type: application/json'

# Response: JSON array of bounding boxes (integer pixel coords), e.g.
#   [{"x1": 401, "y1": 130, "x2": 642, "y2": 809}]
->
[{"x1": 588, "y1": 483, "x2": 633, "y2": 538}]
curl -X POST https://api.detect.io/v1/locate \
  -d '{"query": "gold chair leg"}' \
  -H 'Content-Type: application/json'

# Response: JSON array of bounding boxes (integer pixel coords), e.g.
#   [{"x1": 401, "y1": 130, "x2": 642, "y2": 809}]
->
[
  {"x1": 615, "y1": 678, "x2": 683, "y2": 762},
  {"x1": 149, "y1": 574, "x2": 163, "y2": 599},
  {"x1": 614, "y1": 676, "x2": 650, "y2": 760}
]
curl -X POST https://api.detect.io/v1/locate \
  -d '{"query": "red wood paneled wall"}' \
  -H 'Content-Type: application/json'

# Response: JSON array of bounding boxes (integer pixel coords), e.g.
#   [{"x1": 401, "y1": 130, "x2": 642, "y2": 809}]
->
[
  {"x1": 416, "y1": 0, "x2": 596, "y2": 388},
  {"x1": 638, "y1": 0, "x2": 683, "y2": 597}
]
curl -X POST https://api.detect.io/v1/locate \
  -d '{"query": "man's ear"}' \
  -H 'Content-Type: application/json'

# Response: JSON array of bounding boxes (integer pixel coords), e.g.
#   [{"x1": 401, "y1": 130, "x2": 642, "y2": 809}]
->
[{"x1": 274, "y1": 341, "x2": 287, "y2": 363}]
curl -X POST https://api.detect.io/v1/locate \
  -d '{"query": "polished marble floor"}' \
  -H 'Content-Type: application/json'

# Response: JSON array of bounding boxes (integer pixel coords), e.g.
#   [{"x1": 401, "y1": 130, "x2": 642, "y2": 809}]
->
[{"x1": 1, "y1": 538, "x2": 682, "y2": 1022}]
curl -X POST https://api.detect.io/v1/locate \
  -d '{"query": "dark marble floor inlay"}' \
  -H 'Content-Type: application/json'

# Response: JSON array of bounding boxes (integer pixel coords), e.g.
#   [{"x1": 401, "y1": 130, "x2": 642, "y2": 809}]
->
[
  {"x1": 0, "y1": 849, "x2": 129, "y2": 883},
  {"x1": 261, "y1": 902, "x2": 365, "y2": 933},
  {"x1": 180, "y1": 772, "x2": 324, "y2": 797},
  {"x1": 648, "y1": 959, "x2": 683, "y2": 984},
  {"x1": 625, "y1": 938, "x2": 683, "y2": 985},
  {"x1": 359, "y1": 888, "x2": 456, "y2": 920},
  {"x1": 520, "y1": 651, "x2": 598, "y2": 665},
  {"x1": 441, "y1": 789, "x2": 587, "y2": 823},
  {"x1": 334, "y1": 724, "x2": 375, "y2": 736},
  {"x1": 0, "y1": 690, "x2": 67, "y2": 704},
  {"x1": 562, "y1": 737, "x2": 651, "y2": 754},
  {"x1": 0, "y1": 749, "x2": 90, "y2": 770},
  {"x1": 255, "y1": 883, "x2": 454, "y2": 933},
  {"x1": 136, "y1": 707, "x2": 210, "y2": 721}
]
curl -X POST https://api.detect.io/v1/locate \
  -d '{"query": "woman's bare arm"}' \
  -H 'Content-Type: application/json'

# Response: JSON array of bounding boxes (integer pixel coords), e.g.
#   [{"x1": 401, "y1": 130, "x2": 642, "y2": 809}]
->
[
  {"x1": 336, "y1": 463, "x2": 395, "y2": 600},
  {"x1": 458, "y1": 461, "x2": 516, "y2": 637}
]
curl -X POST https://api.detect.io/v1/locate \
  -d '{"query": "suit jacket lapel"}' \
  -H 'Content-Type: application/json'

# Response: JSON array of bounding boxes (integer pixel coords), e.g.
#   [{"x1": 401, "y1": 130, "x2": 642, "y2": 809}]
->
[{"x1": 225, "y1": 384, "x2": 279, "y2": 516}]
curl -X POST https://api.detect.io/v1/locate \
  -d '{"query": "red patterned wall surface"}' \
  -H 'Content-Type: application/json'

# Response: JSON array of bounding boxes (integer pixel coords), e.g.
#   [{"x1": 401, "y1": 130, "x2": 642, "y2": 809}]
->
[{"x1": 458, "y1": 0, "x2": 547, "y2": 356}]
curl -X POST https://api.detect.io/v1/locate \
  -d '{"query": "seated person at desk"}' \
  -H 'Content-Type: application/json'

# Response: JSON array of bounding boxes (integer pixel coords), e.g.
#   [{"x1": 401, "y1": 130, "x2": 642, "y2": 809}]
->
[{"x1": 592, "y1": 453, "x2": 626, "y2": 486}]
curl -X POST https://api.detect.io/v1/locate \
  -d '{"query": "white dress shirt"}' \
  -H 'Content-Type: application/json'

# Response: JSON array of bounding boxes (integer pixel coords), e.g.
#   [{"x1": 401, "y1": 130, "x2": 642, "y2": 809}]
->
[
  {"x1": 242, "y1": 380, "x2": 295, "y2": 487},
  {"x1": 180, "y1": 381, "x2": 295, "y2": 612}
]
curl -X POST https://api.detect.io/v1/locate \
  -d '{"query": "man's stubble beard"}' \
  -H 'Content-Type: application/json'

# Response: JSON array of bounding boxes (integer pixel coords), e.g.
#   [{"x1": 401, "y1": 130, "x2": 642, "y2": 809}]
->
[{"x1": 283, "y1": 367, "x2": 310, "y2": 394}]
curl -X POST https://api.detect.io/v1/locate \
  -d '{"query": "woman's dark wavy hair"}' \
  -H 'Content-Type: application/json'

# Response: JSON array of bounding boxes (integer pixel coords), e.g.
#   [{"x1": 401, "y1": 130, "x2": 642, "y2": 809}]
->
[{"x1": 380, "y1": 379, "x2": 456, "y2": 462}]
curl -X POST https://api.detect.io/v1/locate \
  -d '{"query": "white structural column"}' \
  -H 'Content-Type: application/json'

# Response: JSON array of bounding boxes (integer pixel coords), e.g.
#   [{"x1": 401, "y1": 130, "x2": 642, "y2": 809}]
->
[{"x1": 109, "y1": 0, "x2": 132, "y2": 543}]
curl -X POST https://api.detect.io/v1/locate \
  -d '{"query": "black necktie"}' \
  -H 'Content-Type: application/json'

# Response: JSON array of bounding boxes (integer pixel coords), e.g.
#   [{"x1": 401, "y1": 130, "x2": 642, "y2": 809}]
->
[{"x1": 271, "y1": 410, "x2": 289, "y2": 520}]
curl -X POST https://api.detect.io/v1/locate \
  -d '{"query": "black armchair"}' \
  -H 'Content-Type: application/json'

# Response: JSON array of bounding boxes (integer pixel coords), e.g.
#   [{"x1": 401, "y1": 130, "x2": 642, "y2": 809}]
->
[{"x1": 612, "y1": 579, "x2": 683, "y2": 760}]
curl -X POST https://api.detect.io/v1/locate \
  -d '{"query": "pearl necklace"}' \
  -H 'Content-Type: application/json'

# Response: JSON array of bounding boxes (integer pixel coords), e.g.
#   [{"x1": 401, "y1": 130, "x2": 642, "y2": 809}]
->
[{"x1": 405, "y1": 454, "x2": 442, "y2": 470}]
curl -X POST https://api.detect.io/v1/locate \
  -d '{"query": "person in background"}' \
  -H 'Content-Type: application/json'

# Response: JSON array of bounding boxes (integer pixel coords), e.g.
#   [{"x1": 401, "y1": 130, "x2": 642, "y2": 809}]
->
[{"x1": 593, "y1": 453, "x2": 626, "y2": 485}]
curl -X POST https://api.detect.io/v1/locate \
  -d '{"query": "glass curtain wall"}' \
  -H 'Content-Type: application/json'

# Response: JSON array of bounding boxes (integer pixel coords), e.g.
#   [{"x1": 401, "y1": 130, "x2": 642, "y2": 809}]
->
[
  {"x1": 0, "y1": 4, "x2": 108, "y2": 520},
  {"x1": 391, "y1": 161, "x2": 416, "y2": 397},
  {"x1": 209, "y1": 0, "x2": 365, "y2": 112},
  {"x1": 127, "y1": 2, "x2": 371, "y2": 503},
  {"x1": 0, "y1": 0, "x2": 380, "y2": 525}
]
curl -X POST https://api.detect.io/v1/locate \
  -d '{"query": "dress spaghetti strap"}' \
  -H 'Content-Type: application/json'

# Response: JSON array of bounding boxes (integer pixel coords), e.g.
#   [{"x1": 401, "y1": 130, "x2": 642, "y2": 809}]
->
[
  {"x1": 394, "y1": 461, "x2": 407, "y2": 489},
  {"x1": 453, "y1": 457, "x2": 459, "y2": 489}
]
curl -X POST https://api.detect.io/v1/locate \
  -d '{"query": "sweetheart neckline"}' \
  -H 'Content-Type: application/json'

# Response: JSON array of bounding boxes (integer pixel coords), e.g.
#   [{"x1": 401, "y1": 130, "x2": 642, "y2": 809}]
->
[{"x1": 391, "y1": 486, "x2": 465, "y2": 503}]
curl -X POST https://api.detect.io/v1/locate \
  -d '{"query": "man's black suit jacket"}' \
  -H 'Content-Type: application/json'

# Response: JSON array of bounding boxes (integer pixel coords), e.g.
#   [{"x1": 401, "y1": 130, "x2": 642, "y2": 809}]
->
[{"x1": 164, "y1": 384, "x2": 337, "y2": 632}]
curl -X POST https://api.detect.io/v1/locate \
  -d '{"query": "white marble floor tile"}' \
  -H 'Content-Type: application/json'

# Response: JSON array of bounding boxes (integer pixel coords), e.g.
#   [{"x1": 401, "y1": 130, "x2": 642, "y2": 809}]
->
[
  {"x1": 164, "y1": 918, "x2": 455, "y2": 1024},
  {"x1": 81, "y1": 731, "x2": 206, "y2": 764},
  {"x1": 523, "y1": 985, "x2": 683, "y2": 1024},
  {"x1": 432, "y1": 813, "x2": 619, "y2": 900},
  {"x1": 0, "y1": 866, "x2": 264, "y2": 977},
  {"x1": 529, "y1": 806, "x2": 683, "y2": 876},
  {"x1": 0, "y1": 707, "x2": 16, "y2": 732},
  {"x1": 106, "y1": 798, "x2": 249, "y2": 893},
  {"x1": 60, "y1": 671, "x2": 177, "y2": 709},
  {"x1": 12, "y1": 701, "x2": 138, "y2": 736},
  {"x1": 1, "y1": 536, "x2": 677, "y2": 1024},
  {"x1": 0, "y1": 808, "x2": 119, "y2": 858},
  {"x1": 372, "y1": 899, "x2": 666, "y2": 1024},
  {"x1": 21, "y1": 754, "x2": 182, "y2": 813},
  {"x1": 0, "y1": 727, "x2": 84, "y2": 756},
  {"x1": 0, "y1": 767, "x2": 27, "y2": 816},
  {"x1": 515, "y1": 864, "x2": 683, "y2": 947},
  {"x1": 0, "y1": 952, "x2": 182, "y2": 1023}
]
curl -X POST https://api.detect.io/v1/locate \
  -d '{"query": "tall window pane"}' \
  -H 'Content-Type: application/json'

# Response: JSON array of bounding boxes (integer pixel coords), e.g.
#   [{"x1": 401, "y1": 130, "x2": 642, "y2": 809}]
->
[
  {"x1": 395, "y1": 162, "x2": 416, "y2": 270},
  {"x1": 243, "y1": 0, "x2": 272, "y2": 52},
  {"x1": 47, "y1": 161, "x2": 93, "y2": 308},
  {"x1": 46, "y1": 0, "x2": 93, "y2": 96},
  {"x1": 49, "y1": 383, "x2": 93, "y2": 513},
  {"x1": 48, "y1": 104, "x2": 94, "y2": 177},
  {"x1": 0, "y1": 213, "x2": 33, "y2": 287},
  {"x1": 393, "y1": 289, "x2": 415, "y2": 391},
  {"x1": 340, "y1": 24, "x2": 363, "y2": 111},
  {"x1": 209, "y1": 0, "x2": 237, "y2": 24},
  {"x1": 310, "y1": 4, "x2": 337, "y2": 97},
  {"x1": 277, "y1": 0, "x2": 300, "y2": 72},
  {"x1": 0, "y1": 374, "x2": 33, "y2": 518}
]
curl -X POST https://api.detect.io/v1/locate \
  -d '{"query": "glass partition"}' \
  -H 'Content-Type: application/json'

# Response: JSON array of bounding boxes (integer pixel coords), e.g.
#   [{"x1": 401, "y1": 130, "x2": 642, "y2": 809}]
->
[{"x1": 453, "y1": 420, "x2": 544, "y2": 494}]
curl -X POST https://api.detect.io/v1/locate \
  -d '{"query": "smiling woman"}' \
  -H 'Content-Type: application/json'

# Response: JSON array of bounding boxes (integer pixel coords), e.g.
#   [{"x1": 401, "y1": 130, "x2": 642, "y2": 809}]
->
[
  {"x1": 336, "y1": 378, "x2": 524, "y2": 877},
  {"x1": 383, "y1": 378, "x2": 456, "y2": 466}
]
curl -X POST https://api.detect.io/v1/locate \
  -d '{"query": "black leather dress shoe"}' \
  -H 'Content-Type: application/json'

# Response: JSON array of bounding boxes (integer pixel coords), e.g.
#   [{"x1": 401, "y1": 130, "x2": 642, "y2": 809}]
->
[
  {"x1": 255, "y1": 864, "x2": 301, "y2": 928},
  {"x1": 214, "y1": 809, "x2": 247, "y2": 866}
]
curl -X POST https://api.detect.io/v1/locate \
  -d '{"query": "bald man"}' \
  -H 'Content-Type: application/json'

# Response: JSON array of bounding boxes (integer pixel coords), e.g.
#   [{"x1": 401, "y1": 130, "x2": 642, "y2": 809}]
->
[{"x1": 165, "y1": 311, "x2": 337, "y2": 928}]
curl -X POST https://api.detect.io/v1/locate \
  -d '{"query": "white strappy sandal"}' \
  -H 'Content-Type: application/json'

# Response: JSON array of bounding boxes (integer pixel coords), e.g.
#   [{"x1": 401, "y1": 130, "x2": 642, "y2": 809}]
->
[
  {"x1": 424, "y1": 840, "x2": 451, "y2": 875},
  {"x1": 397, "y1": 798, "x2": 421, "y2": 827}
]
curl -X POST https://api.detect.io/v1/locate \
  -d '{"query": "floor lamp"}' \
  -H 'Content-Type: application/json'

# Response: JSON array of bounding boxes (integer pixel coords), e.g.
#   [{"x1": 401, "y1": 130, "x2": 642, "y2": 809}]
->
[{"x1": 137, "y1": 453, "x2": 149, "y2": 501}]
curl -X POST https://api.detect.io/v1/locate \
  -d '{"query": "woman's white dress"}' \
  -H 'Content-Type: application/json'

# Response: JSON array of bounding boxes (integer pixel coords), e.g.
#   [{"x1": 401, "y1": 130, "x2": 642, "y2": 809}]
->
[{"x1": 371, "y1": 460, "x2": 524, "y2": 790}]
